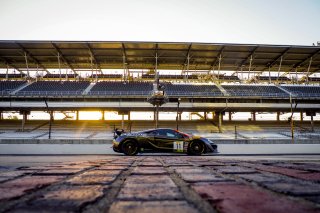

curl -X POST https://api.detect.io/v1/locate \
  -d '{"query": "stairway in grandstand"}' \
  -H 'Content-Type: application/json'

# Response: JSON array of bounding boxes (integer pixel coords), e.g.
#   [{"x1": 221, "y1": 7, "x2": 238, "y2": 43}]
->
[
  {"x1": 82, "y1": 83, "x2": 96, "y2": 95},
  {"x1": 215, "y1": 83, "x2": 229, "y2": 96},
  {"x1": 10, "y1": 81, "x2": 31, "y2": 95},
  {"x1": 275, "y1": 85, "x2": 292, "y2": 95}
]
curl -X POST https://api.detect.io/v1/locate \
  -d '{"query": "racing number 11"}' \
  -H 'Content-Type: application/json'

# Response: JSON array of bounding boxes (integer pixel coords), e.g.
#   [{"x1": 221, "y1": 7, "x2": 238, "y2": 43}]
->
[{"x1": 174, "y1": 141, "x2": 184, "y2": 152}]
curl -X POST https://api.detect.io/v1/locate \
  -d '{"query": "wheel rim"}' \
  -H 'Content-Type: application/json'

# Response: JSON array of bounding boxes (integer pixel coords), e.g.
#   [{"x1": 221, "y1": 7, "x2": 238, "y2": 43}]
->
[
  {"x1": 124, "y1": 142, "x2": 137, "y2": 155},
  {"x1": 191, "y1": 142, "x2": 203, "y2": 154}
]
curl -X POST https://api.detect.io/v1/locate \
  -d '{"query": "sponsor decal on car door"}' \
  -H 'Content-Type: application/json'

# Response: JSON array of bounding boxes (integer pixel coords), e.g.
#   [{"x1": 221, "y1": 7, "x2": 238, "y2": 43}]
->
[{"x1": 173, "y1": 141, "x2": 184, "y2": 152}]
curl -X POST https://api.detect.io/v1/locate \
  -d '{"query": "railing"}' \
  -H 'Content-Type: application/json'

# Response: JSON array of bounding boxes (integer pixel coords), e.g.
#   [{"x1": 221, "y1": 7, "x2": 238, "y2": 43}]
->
[
  {"x1": 166, "y1": 91, "x2": 224, "y2": 97},
  {"x1": 2, "y1": 90, "x2": 320, "y2": 99},
  {"x1": 88, "y1": 91, "x2": 150, "y2": 96},
  {"x1": 226, "y1": 92, "x2": 290, "y2": 98},
  {"x1": 0, "y1": 90, "x2": 11, "y2": 96},
  {"x1": 15, "y1": 91, "x2": 85, "y2": 96},
  {"x1": 289, "y1": 92, "x2": 320, "y2": 98}
]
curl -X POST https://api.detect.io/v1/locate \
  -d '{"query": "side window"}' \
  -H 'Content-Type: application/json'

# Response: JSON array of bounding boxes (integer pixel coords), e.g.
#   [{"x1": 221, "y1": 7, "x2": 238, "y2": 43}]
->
[
  {"x1": 146, "y1": 131, "x2": 156, "y2": 136},
  {"x1": 155, "y1": 129, "x2": 167, "y2": 136},
  {"x1": 166, "y1": 130, "x2": 182, "y2": 139},
  {"x1": 166, "y1": 132, "x2": 175, "y2": 138}
]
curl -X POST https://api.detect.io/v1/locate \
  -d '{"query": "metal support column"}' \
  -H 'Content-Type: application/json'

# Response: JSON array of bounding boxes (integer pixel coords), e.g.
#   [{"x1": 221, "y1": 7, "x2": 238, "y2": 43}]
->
[
  {"x1": 21, "y1": 111, "x2": 27, "y2": 132},
  {"x1": 0, "y1": 111, "x2": 2, "y2": 120},
  {"x1": 48, "y1": 111, "x2": 53, "y2": 139},
  {"x1": 185, "y1": 54, "x2": 190, "y2": 82},
  {"x1": 277, "y1": 112, "x2": 280, "y2": 121},
  {"x1": 276, "y1": 56, "x2": 283, "y2": 83},
  {"x1": 306, "y1": 57, "x2": 313, "y2": 84},
  {"x1": 24, "y1": 52, "x2": 30, "y2": 78},
  {"x1": 102, "y1": 111, "x2": 105, "y2": 121},
  {"x1": 252, "y1": 112, "x2": 256, "y2": 121},
  {"x1": 90, "y1": 52, "x2": 94, "y2": 82},
  {"x1": 128, "y1": 112, "x2": 131, "y2": 121},
  {"x1": 289, "y1": 94, "x2": 294, "y2": 142},
  {"x1": 155, "y1": 105, "x2": 159, "y2": 129},
  {"x1": 204, "y1": 112, "x2": 207, "y2": 121},
  {"x1": 155, "y1": 52, "x2": 158, "y2": 82},
  {"x1": 218, "y1": 112, "x2": 222, "y2": 133},
  {"x1": 76, "y1": 111, "x2": 79, "y2": 121},
  {"x1": 121, "y1": 114, "x2": 124, "y2": 129},
  {"x1": 268, "y1": 66, "x2": 271, "y2": 84},
  {"x1": 6, "y1": 64, "x2": 9, "y2": 80},
  {"x1": 241, "y1": 66, "x2": 244, "y2": 82},
  {"x1": 300, "y1": 112, "x2": 303, "y2": 122},
  {"x1": 229, "y1": 112, "x2": 232, "y2": 121},
  {"x1": 176, "y1": 99, "x2": 180, "y2": 130},
  {"x1": 248, "y1": 55, "x2": 253, "y2": 80},
  {"x1": 57, "y1": 52, "x2": 61, "y2": 81},
  {"x1": 123, "y1": 54, "x2": 126, "y2": 81},
  {"x1": 217, "y1": 54, "x2": 222, "y2": 83},
  {"x1": 311, "y1": 115, "x2": 314, "y2": 132}
]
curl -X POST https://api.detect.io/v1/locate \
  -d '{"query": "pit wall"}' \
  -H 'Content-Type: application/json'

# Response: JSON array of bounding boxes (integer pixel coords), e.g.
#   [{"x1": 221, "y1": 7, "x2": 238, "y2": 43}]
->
[{"x1": 1, "y1": 139, "x2": 320, "y2": 144}]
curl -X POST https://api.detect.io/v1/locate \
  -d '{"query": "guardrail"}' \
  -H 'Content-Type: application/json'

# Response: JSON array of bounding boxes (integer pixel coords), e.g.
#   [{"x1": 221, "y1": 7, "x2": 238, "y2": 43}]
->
[
  {"x1": 15, "y1": 91, "x2": 84, "y2": 96},
  {"x1": 227, "y1": 92, "x2": 289, "y2": 97},
  {"x1": 88, "y1": 91, "x2": 150, "y2": 96}
]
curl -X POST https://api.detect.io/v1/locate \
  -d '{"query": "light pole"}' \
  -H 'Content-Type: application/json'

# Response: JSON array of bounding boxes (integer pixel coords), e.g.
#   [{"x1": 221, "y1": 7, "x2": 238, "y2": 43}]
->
[{"x1": 176, "y1": 98, "x2": 181, "y2": 130}]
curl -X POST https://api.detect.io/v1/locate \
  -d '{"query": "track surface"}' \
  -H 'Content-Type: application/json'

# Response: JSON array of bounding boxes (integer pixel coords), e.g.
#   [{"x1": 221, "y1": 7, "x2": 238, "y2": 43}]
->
[{"x1": 0, "y1": 155, "x2": 320, "y2": 213}]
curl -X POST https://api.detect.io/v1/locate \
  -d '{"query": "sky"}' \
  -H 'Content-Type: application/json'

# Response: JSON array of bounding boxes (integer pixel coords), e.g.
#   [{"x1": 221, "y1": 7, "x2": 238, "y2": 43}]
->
[{"x1": 0, "y1": 0, "x2": 319, "y2": 45}]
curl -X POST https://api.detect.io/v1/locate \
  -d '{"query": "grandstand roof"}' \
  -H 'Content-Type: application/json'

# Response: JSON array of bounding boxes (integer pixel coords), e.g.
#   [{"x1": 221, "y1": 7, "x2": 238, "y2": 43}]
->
[{"x1": 0, "y1": 41, "x2": 319, "y2": 74}]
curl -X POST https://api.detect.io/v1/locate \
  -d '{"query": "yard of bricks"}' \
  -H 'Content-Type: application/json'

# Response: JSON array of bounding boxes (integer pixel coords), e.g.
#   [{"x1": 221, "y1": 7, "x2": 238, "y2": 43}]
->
[{"x1": 0, "y1": 156, "x2": 320, "y2": 213}]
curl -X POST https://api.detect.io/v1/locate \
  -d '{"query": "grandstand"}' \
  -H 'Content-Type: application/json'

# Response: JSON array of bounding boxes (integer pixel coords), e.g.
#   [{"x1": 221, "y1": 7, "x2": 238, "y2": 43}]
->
[
  {"x1": 222, "y1": 85, "x2": 288, "y2": 97},
  {"x1": 0, "y1": 41, "x2": 319, "y2": 137}
]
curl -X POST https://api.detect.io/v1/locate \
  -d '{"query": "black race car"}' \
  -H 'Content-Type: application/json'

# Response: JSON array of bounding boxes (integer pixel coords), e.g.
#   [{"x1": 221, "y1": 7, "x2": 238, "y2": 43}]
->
[{"x1": 112, "y1": 128, "x2": 218, "y2": 156}]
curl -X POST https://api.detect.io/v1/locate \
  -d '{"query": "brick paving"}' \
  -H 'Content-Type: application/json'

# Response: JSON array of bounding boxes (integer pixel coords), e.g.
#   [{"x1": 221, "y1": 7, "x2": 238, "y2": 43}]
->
[{"x1": 0, "y1": 156, "x2": 319, "y2": 213}]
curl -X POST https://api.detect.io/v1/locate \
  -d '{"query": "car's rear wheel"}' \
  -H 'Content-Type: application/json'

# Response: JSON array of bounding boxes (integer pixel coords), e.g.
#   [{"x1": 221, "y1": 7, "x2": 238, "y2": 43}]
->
[
  {"x1": 122, "y1": 140, "x2": 139, "y2": 156},
  {"x1": 188, "y1": 141, "x2": 205, "y2": 155}
]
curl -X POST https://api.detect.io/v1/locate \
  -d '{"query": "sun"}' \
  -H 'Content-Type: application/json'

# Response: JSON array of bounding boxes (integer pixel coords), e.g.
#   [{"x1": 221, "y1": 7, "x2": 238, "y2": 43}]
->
[{"x1": 78, "y1": 111, "x2": 103, "y2": 120}]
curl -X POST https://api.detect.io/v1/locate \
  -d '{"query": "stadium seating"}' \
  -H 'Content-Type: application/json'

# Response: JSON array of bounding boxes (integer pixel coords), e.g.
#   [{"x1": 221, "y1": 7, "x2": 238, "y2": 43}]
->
[
  {"x1": 3, "y1": 79, "x2": 320, "y2": 98},
  {"x1": 88, "y1": 81, "x2": 153, "y2": 96},
  {"x1": 16, "y1": 81, "x2": 90, "y2": 96},
  {"x1": 0, "y1": 81, "x2": 26, "y2": 95},
  {"x1": 164, "y1": 83, "x2": 223, "y2": 97},
  {"x1": 281, "y1": 85, "x2": 320, "y2": 97},
  {"x1": 222, "y1": 85, "x2": 288, "y2": 97}
]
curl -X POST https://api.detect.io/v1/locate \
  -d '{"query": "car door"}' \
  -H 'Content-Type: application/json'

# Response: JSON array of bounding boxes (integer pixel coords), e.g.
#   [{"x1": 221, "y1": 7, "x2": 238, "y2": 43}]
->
[
  {"x1": 139, "y1": 130, "x2": 156, "y2": 150},
  {"x1": 155, "y1": 129, "x2": 185, "y2": 152}
]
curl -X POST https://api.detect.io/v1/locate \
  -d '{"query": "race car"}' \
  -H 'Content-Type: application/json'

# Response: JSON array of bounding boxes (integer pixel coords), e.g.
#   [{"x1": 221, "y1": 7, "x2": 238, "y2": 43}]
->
[{"x1": 112, "y1": 128, "x2": 218, "y2": 156}]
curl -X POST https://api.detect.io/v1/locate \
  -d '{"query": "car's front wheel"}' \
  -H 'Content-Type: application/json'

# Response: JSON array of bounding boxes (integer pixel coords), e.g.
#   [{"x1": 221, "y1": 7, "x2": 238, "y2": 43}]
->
[
  {"x1": 122, "y1": 140, "x2": 139, "y2": 156},
  {"x1": 188, "y1": 140, "x2": 205, "y2": 155}
]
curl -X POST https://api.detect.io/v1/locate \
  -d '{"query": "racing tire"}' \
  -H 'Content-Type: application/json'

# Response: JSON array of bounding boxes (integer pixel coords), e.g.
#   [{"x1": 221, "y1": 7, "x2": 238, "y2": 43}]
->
[
  {"x1": 122, "y1": 140, "x2": 139, "y2": 156},
  {"x1": 188, "y1": 140, "x2": 205, "y2": 156}
]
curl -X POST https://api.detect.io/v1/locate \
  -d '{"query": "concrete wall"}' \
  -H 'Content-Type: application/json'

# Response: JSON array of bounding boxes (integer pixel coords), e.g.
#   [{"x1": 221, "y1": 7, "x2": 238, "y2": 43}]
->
[{"x1": 1, "y1": 139, "x2": 320, "y2": 144}]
